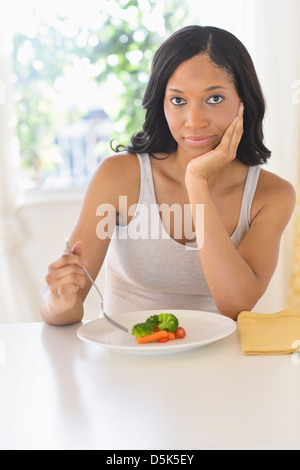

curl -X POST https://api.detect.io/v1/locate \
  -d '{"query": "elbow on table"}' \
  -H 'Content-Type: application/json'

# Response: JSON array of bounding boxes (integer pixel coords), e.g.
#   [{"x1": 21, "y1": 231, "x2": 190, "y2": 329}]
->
[
  {"x1": 217, "y1": 297, "x2": 259, "y2": 321},
  {"x1": 215, "y1": 280, "x2": 268, "y2": 320}
]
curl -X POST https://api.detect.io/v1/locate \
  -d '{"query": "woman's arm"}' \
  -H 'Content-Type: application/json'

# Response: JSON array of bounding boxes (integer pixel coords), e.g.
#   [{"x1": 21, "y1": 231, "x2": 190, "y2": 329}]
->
[
  {"x1": 185, "y1": 106, "x2": 296, "y2": 319},
  {"x1": 39, "y1": 241, "x2": 86, "y2": 325},
  {"x1": 39, "y1": 153, "x2": 139, "y2": 325},
  {"x1": 186, "y1": 172, "x2": 295, "y2": 319}
]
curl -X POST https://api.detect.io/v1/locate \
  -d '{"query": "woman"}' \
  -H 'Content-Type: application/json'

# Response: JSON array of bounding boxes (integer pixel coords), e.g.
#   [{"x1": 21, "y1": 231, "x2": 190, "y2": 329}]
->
[{"x1": 40, "y1": 25, "x2": 295, "y2": 325}]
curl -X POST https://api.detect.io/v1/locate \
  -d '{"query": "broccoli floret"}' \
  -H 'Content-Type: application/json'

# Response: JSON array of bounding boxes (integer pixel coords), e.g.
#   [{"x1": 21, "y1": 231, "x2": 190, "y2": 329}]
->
[
  {"x1": 146, "y1": 314, "x2": 159, "y2": 328},
  {"x1": 132, "y1": 313, "x2": 179, "y2": 339},
  {"x1": 132, "y1": 322, "x2": 154, "y2": 339},
  {"x1": 158, "y1": 313, "x2": 179, "y2": 332}
]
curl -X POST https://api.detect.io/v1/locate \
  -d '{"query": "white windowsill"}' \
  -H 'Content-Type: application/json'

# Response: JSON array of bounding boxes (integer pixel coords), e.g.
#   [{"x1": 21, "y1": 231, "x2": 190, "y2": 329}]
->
[{"x1": 17, "y1": 186, "x2": 86, "y2": 207}]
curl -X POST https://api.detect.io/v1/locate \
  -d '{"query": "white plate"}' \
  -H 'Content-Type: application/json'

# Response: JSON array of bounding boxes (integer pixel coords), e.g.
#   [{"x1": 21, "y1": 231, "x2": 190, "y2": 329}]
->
[{"x1": 77, "y1": 310, "x2": 236, "y2": 354}]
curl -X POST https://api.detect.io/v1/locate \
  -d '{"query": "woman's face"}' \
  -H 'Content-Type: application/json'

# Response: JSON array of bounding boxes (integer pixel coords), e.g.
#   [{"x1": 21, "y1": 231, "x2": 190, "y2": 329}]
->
[{"x1": 163, "y1": 54, "x2": 241, "y2": 158}]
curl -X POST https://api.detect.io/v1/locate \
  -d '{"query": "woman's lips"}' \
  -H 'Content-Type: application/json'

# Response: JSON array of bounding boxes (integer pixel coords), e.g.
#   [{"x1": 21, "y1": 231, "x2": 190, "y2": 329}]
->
[{"x1": 184, "y1": 135, "x2": 215, "y2": 147}]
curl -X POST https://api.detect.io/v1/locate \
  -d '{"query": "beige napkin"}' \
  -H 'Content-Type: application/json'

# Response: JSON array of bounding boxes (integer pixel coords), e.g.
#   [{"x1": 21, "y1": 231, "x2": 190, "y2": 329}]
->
[{"x1": 237, "y1": 309, "x2": 300, "y2": 355}]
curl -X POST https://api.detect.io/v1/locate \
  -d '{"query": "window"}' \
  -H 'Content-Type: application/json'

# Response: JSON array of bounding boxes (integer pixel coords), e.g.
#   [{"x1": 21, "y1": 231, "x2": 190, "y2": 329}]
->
[{"x1": 11, "y1": 0, "x2": 192, "y2": 190}]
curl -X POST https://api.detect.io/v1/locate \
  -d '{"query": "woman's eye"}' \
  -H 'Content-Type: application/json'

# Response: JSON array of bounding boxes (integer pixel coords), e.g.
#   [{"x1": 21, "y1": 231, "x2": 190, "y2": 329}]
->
[
  {"x1": 207, "y1": 95, "x2": 224, "y2": 104},
  {"x1": 171, "y1": 97, "x2": 186, "y2": 105}
]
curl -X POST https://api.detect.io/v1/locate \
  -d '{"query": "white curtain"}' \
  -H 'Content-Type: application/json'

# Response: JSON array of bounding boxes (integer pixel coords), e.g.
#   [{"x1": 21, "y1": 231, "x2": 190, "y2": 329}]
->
[
  {"x1": 288, "y1": 141, "x2": 300, "y2": 308},
  {"x1": 251, "y1": 0, "x2": 300, "y2": 311},
  {"x1": 0, "y1": 15, "x2": 36, "y2": 322}
]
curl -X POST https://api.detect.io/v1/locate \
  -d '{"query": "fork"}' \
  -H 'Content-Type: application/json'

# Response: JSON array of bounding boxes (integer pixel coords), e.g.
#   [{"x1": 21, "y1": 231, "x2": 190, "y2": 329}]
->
[{"x1": 65, "y1": 239, "x2": 129, "y2": 333}]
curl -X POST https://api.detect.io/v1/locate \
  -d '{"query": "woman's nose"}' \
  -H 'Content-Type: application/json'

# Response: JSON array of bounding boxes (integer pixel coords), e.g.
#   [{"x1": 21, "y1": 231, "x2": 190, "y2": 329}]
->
[{"x1": 185, "y1": 105, "x2": 210, "y2": 129}]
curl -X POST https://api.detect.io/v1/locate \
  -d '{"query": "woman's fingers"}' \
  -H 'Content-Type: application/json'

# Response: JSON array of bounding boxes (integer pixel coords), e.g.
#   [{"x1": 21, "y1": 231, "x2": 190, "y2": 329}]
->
[
  {"x1": 185, "y1": 103, "x2": 244, "y2": 181},
  {"x1": 47, "y1": 262, "x2": 84, "y2": 280},
  {"x1": 46, "y1": 269, "x2": 86, "y2": 291},
  {"x1": 48, "y1": 252, "x2": 84, "y2": 271},
  {"x1": 46, "y1": 242, "x2": 87, "y2": 298},
  {"x1": 229, "y1": 103, "x2": 244, "y2": 152},
  {"x1": 44, "y1": 241, "x2": 87, "y2": 314},
  {"x1": 57, "y1": 284, "x2": 80, "y2": 297},
  {"x1": 219, "y1": 103, "x2": 244, "y2": 155}
]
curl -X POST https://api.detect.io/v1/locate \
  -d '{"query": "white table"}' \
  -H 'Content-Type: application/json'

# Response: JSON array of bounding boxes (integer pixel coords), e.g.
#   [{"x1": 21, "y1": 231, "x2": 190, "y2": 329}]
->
[{"x1": 0, "y1": 321, "x2": 299, "y2": 450}]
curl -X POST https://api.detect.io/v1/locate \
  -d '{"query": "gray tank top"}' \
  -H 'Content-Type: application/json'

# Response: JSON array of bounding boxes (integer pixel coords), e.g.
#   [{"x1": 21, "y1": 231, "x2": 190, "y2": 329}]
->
[{"x1": 103, "y1": 153, "x2": 260, "y2": 315}]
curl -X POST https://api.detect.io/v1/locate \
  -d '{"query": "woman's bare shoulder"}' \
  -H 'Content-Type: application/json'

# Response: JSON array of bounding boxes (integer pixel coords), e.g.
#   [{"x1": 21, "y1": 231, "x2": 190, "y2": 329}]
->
[
  {"x1": 259, "y1": 168, "x2": 295, "y2": 199},
  {"x1": 96, "y1": 151, "x2": 139, "y2": 177},
  {"x1": 254, "y1": 167, "x2": 296, "y2": 223},
  {"x1": 86, "y1": 151, "x2": 140, "y2": 206}
]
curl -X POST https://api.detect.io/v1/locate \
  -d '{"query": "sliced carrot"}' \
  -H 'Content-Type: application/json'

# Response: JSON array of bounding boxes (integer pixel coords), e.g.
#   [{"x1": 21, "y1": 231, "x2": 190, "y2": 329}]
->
[
  {"x1": 156, "y1": 332, "x2": 175, "y2": 343},
  {"x1": 137, "y1": 330, "x2": 168, "y2": 344},
  {"x1": 157, "y1": 336, "x2": 169, "y2": 343}
]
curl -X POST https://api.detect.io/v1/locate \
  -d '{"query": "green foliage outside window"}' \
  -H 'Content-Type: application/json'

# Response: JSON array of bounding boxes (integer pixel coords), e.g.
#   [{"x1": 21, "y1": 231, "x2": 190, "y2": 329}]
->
[{"x1": 12, "y1": 0, "x2": 192, "y2": 188}]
